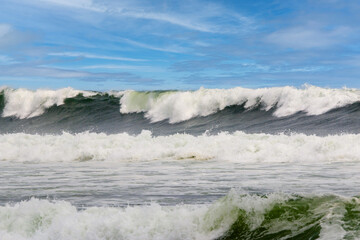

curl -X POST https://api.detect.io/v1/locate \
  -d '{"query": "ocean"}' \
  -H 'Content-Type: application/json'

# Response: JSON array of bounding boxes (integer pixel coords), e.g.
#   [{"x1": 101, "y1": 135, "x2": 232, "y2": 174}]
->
[{"x1": 1, "y1": 85, "x2": 360, "y2": 239}]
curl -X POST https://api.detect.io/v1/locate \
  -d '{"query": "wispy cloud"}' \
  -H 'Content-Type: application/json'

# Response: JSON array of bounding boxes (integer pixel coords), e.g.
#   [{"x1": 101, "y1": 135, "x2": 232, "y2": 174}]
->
[
  {"x1": 82, "y1": 64, "x2": 165, "y2": 72},
  {"x1": 119, "y1": 11, "x2": 217, "y2": 33},
  {"x1": 27, "y1": 0, "x2": 252, "y2": 34},
  {"x1": 0, "y1": 65, "x2": 90, "y2": 78},
  {"x1": 0, "y1": 55, "x2": 17, "y2": 65},
  {"x1": 0, "y1": 24, "x2": 12, "y2": 38},
  {"x1": 37, "y1": 0, "x2": 105, "y2": 12},
  {"x1": 121, "y1": 38, "x2": 189, "y2": 53},
  {"x1": 0, "y1": 24, "x2": 35, "y2": 49},
  {"x1": 0, "y1": 64, "x2": 163, "y2": 85},
  {"x1": 266, "y1": 26, "x2": 352, "y2": 49},
  {"x1": 286, "y1": 66, "x2": 331, "y2": 72},
  {"x1": 48, "y1": 52, "x2": 145, "y2": 61},
  {"x1": 114, "y1": 1, "x2": 254, "y2": 34},
  {"x1": 117, "y1": 4, "x2": 253, "y2": 34},
  {"x1": 171, "y1": 58, "x2": 236, "y2": 72},
  {"x1": 2, "y1": 0, "x2": 360, "y2": 90}
]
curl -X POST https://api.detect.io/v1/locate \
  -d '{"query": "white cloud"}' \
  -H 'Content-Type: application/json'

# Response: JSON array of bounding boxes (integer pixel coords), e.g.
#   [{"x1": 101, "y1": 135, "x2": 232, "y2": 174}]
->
[
  {"x1": 25, "y1": 0, "x2": 251, "y2": 33},
  {"x1": 266, "y1": 27, "x2": 351, "y2": 49},
  {"x1": 38, "y1": 0, "x2": 105, "y2": 12},
  {"x1": 0, "y1": 23, "x2": 35, "y2": 49},
  {"x1": 115, "y1": 4, "x2": 253, "y2": 34},
  {"x1": 0, "y1": 66, "x2": 90, "y2": 78},
  {"x1": 82, "y1": 64, "x2": 165, "y2": 72},
  {"x1": 0, "y1": 24, "x2": 12, "y2": 38},
  {"x1": 266, "y1": 26, "x2": 351, "y2": 49},
  {"x1": 0, "y1": 55, "x2": 16, "y2": 64},
  {"x1": 48, "y1": 52, "x2": 145, "y2": 61},
  {"x1": 119, "y1": 11, "x2": 217, "y2": 33},
  {"x1": 287, "y1": 66, "x2": 330, "y2": 72}
]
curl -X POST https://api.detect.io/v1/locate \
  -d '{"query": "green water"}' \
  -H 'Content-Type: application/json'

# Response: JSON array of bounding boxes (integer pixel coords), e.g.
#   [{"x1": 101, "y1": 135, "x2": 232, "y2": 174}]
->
[{"x1": 216, "y1": 195, "x2": 360, "y2": 240}]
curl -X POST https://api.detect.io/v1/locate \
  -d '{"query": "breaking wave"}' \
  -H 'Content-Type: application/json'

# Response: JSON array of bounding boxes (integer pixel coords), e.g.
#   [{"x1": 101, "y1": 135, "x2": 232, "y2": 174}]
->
[
  {"x1": 120, "y1": 85, "x2": 360, "y2": 123},
  {"x1": 2, "y1": 85, "x2": 360, "y2": 135},
  {"x1": 1, "y1": 131, "x2": 359, "y2": 163},
  {"x1": 0, "y1": 87, "x2": 96, "y2": 119},
  {"x1": 1, "y1": 85, "x2": 360, "y2": 122},
  {"x1": 1, "y1": 192, "x2": 359, "y2": 240}
]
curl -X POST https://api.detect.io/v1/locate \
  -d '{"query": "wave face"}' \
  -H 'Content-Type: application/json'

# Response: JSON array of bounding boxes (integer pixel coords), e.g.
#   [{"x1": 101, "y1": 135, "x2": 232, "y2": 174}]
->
[
  {"x1": 1, "y1": 192, "x2": 359, "y2": 240},
  {"x1": 1, "y1": 131, "x2": 359, "y2": 163}
]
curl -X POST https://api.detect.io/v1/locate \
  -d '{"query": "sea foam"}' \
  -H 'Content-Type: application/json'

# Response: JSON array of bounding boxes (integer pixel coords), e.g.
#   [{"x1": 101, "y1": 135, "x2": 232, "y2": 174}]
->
[
  {"x1": 0, "y1": 131, "x2": 359, "y2": 163},
  {"x1": 0, "y1": 192, "x2": 357, "y2": 240}
]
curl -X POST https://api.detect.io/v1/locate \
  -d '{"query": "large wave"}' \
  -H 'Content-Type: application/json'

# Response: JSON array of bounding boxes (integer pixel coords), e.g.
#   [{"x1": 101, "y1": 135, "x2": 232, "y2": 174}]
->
[
  {"x1": 1, "y1": 192, "x2": 359, "y2": 240},
  {"x1": 120, "y1": 85, "x2": 360, "y2": 123},
  {"x1": 1, "y1": 131, "x2": 359, "y2": 163},
  {"x1": 0, "y1": 87, "x2": 96, "y2": 119},
  {"x1": 1, "y1": 85, "x2": 360, "y2": 122}
]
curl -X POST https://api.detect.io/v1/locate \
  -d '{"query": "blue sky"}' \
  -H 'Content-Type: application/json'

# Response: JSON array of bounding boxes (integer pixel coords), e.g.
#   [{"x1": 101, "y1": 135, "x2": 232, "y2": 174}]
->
[{"x1": 0, "y1": 0, "x2": 360, "y2": 90}]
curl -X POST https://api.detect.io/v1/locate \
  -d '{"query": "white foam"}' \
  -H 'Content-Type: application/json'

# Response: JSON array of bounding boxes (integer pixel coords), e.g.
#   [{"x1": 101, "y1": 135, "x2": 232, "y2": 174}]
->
[
  {"x1": 0, "y1": 192, "x2": 356, "y2": 240},
  {"x1": 318, "y1": 205, "x2": 347, "y2": 240},
  {"x1": 1, "y1": 87, "x2": 96, "y2": 119},
  {"x1": 0, "y1": 131, "x2": 359, "y2": 163},
  {"x1": 0, "y1": 192, "x2": 290, "y2": 240},
  {"x1": 106, "y1": 90, "x2": 126, "y2": 98},
  {"x1": 0, "y1": 198, "x2": 213, "y2": 240},
  {"x1": 120, "y1": 85, "x2": 360, "y2": 123}
]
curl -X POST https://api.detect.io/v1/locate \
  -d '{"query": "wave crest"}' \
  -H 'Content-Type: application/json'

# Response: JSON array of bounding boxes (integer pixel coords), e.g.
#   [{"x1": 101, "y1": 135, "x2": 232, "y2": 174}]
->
[
  {"x1": 1, "y1": 87, "x2": 95, "y2": 119},
  {"x1": 1, "y1": 85, "x2": 360, "y2": 124},
  {"x1": 120, "y1": 85, "x2": 360, "y2": 123}
]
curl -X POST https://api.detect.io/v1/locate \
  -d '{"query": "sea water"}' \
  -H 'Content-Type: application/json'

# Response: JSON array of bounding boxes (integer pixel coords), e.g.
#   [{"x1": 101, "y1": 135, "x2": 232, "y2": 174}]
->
[{"x1": 1, "y1": 85, "x2": 360, "y2": 239}]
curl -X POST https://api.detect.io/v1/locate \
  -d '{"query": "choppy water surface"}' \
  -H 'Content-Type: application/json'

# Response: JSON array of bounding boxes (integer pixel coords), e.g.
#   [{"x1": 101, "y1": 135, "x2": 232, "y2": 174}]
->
[{"x1": 1, "y1": 161, "x2": 360, "y2": 207}]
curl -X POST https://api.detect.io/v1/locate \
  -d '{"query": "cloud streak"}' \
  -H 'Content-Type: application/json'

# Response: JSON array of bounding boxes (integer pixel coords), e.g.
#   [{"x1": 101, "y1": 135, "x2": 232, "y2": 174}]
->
[
  {"x1": 119, "y1": 10, "x2": 218, "y2": 33},
  {"x1": 0, "y1": 64, "x2": 163, "y2": 85},
  {"x1": 266, "y1": 26, "x2": 352, "y2": 49},
  {"x1": 26, "y1": 0, "x2": 251, "y2": 33},
  {"x1": 48, "y1": 52, "x2": 145, "y2": 62},
  {"x1": 121, "y1": 38, "x2": 189, "y2": 53},
  {"x1": 38, "y1": 0, "x2": 105, "y2": 12},
  {"x1": 82, "y1": 64, "x2": 165, "y2": 72},
  {"x1": 0, "y1": 55, "x2": 17, "y2": 65}
]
